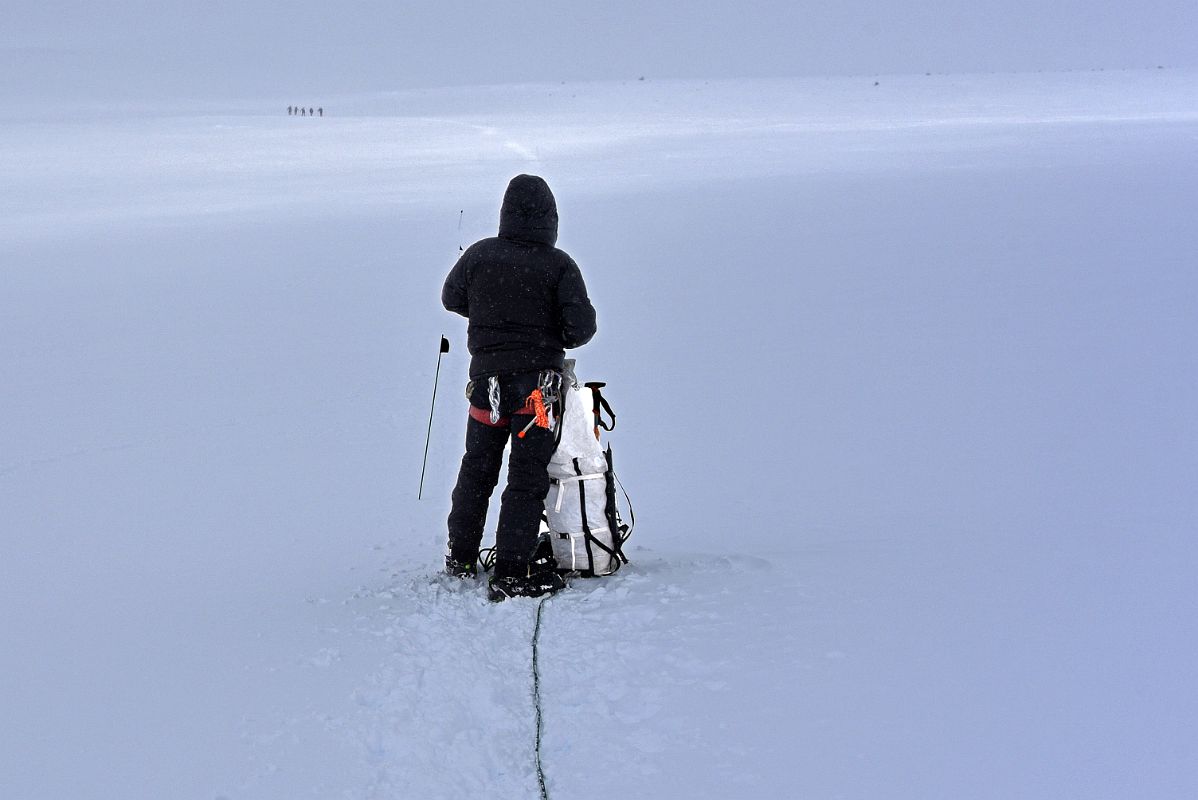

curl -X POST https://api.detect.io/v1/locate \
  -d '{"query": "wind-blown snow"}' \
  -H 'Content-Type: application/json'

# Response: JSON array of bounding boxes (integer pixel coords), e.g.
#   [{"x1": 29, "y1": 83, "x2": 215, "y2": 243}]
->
[{"x1": 2, "y1": 71, "x2": 1196, "y2": 799}]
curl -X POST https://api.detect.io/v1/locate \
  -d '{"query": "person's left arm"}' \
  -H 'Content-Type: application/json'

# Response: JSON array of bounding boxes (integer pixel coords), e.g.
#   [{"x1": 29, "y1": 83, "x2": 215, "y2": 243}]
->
[{"x1": 557, "y1": 257, "x2": 596, "y2": 348}]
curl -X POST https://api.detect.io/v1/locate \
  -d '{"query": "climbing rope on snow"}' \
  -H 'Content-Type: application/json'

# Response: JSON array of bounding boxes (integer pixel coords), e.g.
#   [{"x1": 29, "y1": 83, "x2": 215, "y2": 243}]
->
[{"x1": 532, "y1": 597, "x2": 551, "y2": 800}]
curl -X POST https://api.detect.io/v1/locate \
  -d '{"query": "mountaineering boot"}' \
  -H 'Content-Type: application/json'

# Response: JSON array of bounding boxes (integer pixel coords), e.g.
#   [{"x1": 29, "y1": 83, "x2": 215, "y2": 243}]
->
[
  {"x1": 444, "y1": 555, "x2": 478, "y2": 579},
  {"x1": 487, "y1": 533, "x2": 565, "y2": 601},
  {"x1": 487, "y1": 571, "x2": 567, "y2": 602},
  {"x1": 527, "y1": 531, "x2": 559, "y2": 577}
]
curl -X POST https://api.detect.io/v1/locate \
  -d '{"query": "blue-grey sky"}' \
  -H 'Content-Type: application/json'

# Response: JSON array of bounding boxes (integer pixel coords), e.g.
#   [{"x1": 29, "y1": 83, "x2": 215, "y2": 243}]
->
[{"x1": 3, "y1": 1, "x2": 1196, "y2": 100}]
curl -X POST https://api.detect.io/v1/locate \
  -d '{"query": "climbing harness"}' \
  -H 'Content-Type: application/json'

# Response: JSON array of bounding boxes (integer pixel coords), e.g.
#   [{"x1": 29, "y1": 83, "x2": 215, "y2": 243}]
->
[{"x1": 466, "y1": 371, "x2": 563, "y2": 434}]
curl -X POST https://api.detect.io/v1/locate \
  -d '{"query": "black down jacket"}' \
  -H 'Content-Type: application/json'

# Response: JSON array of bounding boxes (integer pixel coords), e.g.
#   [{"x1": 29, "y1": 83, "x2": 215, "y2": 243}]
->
[{"x1": 442, "y1": 175, "x2": 597, "y2": 379}]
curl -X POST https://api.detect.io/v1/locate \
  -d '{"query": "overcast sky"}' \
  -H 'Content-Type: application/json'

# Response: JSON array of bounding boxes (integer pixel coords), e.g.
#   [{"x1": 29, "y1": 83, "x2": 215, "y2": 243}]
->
[{"x1": 3, "y1": 1, "x2": 1197, "y2": 101}]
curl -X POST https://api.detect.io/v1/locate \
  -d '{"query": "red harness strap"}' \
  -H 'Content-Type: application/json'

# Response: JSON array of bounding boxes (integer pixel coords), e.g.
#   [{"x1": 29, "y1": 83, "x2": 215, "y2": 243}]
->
[
  {"x1": 468, "y1": 405, "x2": 509, "y2": 428},
  {"x1": 467, "y1": 394, "x2": 539, "y2": 428}
]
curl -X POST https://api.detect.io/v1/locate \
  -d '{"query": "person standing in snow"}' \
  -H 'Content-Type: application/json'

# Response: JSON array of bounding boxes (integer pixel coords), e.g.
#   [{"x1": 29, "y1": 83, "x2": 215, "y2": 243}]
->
[{"x1": 442, "y1": 174, "x2": 597, "y2": 601}]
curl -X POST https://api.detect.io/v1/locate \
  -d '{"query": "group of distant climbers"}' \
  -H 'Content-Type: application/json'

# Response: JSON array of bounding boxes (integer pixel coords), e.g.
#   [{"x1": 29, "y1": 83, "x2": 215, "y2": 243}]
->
[{"x1": 288, "y1": 106, "x2": 323, "y2": 117}]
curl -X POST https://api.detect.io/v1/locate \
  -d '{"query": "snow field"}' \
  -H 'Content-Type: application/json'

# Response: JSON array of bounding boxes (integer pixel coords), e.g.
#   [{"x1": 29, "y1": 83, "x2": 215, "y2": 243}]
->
[{"x1": 2, "y1": 71, "x2": 1196, "y2": 799}]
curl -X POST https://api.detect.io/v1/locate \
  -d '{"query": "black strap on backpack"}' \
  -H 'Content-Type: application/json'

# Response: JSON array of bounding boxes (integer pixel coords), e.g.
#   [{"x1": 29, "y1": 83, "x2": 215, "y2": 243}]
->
[
  {"x1": 573, "y1": 456, "x2": 625, "y2": 576},
  {"x1": 573, "y1": 457, "x2": 597, "y2": 575},
  {"x1": 603, "y1": 446, "x2": 632, "y2": 557}
]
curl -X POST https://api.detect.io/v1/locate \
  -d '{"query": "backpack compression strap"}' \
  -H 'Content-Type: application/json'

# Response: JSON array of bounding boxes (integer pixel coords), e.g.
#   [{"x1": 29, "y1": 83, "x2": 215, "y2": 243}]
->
[{"x1": 571, "y1": 457, "x2": 626, "y2": 575}]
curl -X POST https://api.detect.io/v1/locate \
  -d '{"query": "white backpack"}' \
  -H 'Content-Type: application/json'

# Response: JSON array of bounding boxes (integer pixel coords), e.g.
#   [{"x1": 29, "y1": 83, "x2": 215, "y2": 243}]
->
[{"x1": 545, "y1": 370, "x2": 632, "y2": 576}]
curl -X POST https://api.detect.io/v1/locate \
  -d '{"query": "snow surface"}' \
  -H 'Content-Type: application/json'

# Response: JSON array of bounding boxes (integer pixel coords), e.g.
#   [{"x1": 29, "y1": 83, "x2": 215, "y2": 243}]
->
[{"x1": 2, "y1": 71, "x2": 1197, "y2": 799}]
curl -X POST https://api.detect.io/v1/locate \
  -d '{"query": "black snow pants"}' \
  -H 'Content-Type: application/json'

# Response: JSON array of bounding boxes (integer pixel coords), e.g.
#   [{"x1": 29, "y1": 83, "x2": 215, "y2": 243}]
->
[{"x1": 447, "y1": 371, "x2": 557, "y2": 577}]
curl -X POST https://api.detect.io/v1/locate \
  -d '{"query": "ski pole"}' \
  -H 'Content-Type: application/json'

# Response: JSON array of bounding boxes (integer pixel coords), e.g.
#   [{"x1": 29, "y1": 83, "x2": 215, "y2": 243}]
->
[{"x1": 418, "y1": 335, "x2": 450, "y2": 499}]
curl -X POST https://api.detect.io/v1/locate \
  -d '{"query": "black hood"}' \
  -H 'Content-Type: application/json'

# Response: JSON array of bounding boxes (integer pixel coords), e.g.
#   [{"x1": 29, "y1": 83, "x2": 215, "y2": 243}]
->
[{"x1": 498, "y1": 174, "x2": 558, "y2": 246}]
